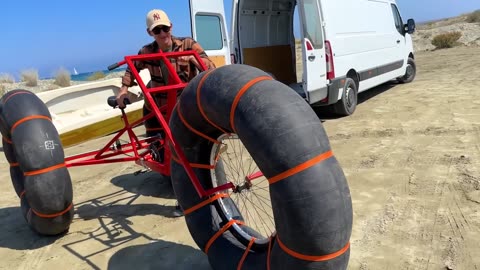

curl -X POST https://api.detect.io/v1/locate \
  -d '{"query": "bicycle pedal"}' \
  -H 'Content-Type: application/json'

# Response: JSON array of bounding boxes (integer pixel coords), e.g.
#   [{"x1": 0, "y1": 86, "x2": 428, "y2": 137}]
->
[
  {"x1": 110, "y1": 140, "x2": 122, "y2": 152},
  {"x1": 149, "y1": 141, "x2": 165, "y2": 163}
]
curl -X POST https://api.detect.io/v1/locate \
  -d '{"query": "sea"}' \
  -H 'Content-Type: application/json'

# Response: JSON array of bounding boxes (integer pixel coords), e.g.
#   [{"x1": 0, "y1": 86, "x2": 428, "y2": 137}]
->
[{"x1": 70, "y1": 67, "x2": 127, "y2": 81}]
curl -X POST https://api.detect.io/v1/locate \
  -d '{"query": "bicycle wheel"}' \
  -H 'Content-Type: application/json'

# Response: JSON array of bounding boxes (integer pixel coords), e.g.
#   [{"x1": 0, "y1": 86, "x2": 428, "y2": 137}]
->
[{"x1": 210, "y1": 133, "x2": 274, "y2": 250}]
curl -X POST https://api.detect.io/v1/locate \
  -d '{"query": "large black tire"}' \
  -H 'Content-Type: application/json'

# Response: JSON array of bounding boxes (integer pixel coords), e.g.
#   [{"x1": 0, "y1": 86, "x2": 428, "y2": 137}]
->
[
  {"x1": 169, "y1": 64, "x2": 353, "y2": 270},
  {"x1": 397, "y1": 57, "x2": 416, "y2": 84},
  {"x1": 334, "y1": 77, "x2": 358, "y2": 116},
  {"x1": 0, "y1": 90, "x2": 74, "y2": 235}
]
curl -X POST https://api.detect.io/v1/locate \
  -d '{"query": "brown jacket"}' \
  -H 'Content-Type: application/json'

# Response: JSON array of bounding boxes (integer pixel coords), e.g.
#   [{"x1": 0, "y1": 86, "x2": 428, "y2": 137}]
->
[{"x1": 121, "y1": 36, "x2": 215, "y2": 88}]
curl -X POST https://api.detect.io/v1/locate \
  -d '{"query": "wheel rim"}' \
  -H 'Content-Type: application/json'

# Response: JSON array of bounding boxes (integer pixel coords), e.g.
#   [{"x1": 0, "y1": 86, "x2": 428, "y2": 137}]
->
[
  {"x1": 210, "y1": 134, "x2": 275, "y2": 247},
  {"x1": 346, "y1": 85, "x2": 356, "y2": 109}
]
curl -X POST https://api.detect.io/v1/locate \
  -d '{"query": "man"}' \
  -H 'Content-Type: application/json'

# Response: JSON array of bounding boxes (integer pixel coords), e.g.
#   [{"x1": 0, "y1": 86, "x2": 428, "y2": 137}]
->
[
  {"x1": 116, "y1": 9, "x2": 216, "y2": 217},
  {"x1": 116, "y1": 9, "x2": 215, "y2": 131}
]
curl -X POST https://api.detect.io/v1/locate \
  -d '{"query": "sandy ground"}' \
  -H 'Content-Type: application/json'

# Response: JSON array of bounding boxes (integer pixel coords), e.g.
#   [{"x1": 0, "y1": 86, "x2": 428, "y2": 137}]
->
[{"x1": 1, "y1": 46, "x2": 480, "y2": 270}]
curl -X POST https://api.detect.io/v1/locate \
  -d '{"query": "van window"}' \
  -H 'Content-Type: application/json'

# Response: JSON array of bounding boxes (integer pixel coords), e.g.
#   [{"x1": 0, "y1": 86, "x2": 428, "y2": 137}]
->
[
  {"x1": 195, "y1": 15, "x2": 223, "y2": 50},
  {"x1": 391, "y1": 4, "x2": 404, "y2": 35},
  {"x1": 300, "y1": 0, "x2": 323, "y2": 49}
]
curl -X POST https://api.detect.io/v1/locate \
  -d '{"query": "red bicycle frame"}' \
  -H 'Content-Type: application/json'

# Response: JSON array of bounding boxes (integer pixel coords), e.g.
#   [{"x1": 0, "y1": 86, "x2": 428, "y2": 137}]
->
[{"x1": 64, "y1": 50, "x2": 235, "y2": 198}]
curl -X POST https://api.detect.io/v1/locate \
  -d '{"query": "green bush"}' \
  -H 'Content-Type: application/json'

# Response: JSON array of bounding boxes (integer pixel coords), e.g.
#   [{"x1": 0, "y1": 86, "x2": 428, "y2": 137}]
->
[
  {"x1": 20, "y1": 69, "x2": 39, "y2": 87},
  {"x1": 466, "y1": 10, "x2": 480, "y2": 23},
  {"x1": 0, "y1": 73, "x2": 15, "y2": 83},
  {"x1": 431, "y1": 31, "x2": 462, "y2": 49},
  {"x1": 54, "y1": 67, "x2": 71, "y2": 87},
  {"x1": 87, "y1": 71, "x2": 106, "y2": 81}
]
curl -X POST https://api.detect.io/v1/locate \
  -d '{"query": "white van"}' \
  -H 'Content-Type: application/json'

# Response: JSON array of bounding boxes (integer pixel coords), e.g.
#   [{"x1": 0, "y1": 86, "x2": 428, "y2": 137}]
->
[{"x1": 189, "y1": 0, "x2": 416, "y2": 115}]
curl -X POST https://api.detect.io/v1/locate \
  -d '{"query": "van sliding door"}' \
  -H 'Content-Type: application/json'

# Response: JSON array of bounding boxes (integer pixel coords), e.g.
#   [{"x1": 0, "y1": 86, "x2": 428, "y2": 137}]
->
[{"x1": 189, "y1": 0, "x2": 231, "y2": 67}]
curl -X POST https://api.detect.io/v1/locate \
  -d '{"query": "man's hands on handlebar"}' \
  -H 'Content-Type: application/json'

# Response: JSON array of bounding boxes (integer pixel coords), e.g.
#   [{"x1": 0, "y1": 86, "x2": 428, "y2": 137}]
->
[
  {"x1": 112, "y1": 52, "x2": 205, "y2": 110},
  {"x1": 116, "y1": 85, "x2": 130, "y2": 109}
]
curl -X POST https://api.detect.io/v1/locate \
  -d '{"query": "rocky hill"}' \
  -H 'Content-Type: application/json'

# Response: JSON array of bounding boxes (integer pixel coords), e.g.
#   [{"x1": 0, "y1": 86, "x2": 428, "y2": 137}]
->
[{"x1": 412, "y1": 11, "x2": 480, "y2": 51}]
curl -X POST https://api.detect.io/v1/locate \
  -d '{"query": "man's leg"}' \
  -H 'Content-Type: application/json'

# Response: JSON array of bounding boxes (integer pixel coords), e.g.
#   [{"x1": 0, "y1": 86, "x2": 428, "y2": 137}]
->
[
  {"x1": 143, "y1": 104, "x2": 165, "y2": 162},
  {"x1": 143, "y1": 103, "x2": 183, "y2": 217}
]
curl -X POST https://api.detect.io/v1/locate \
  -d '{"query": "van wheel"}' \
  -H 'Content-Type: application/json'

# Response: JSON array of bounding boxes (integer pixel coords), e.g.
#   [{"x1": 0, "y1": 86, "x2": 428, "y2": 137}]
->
[
  {"x1": 397, "y1": 57, "x2": 416, "y2": 83},
  {"x1": 334, "y1": 78, "x2": 357, "y2": 116}
]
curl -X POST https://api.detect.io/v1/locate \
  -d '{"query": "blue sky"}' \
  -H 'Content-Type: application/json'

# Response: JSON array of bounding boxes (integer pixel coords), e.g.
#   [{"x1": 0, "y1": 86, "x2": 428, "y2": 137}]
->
[{"x1": 0, "y1": 0, "x2": 478, "y2": 79}]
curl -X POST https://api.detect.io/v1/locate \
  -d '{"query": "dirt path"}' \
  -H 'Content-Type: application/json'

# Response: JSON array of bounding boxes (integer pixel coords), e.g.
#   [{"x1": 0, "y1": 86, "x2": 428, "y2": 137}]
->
[
  {"x1": 1, "y1": 46, "x2": 479, "y2": 270},
  {"x1": 324, "y1": 46, "x2": 480, "y2": 270}
]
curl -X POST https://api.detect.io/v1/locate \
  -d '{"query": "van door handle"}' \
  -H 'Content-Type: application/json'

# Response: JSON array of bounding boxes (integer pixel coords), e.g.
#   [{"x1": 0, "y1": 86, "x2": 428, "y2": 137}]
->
[
  {"x1": 308, "y1": 55, "x2": 316, "y2": 61},
  {"x1": 396, "y1": 40, "x2": 401, "y2": 44}
]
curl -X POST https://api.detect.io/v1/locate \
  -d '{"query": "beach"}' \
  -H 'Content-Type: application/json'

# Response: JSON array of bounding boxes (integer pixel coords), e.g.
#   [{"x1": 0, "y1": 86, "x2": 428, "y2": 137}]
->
[
  {"x1": 1, "y1": 71, "x2": 126, "y2": 94},
  {"x1": 0, "y1": 46, "x2": 479, "y2": 269}
]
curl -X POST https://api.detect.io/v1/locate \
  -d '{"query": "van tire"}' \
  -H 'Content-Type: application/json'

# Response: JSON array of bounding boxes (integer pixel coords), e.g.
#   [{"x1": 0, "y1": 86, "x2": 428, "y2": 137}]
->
[
  {"x1": 397, "y1": 57, "x2": 416, "y2": 83},
  {"x1": 334, "y1": 78, "x2": 357, "y2": 116}
]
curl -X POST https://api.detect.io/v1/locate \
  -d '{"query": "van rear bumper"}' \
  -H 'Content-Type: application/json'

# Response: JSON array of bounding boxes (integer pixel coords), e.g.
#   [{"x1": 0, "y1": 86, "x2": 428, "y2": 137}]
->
[
  {"x1": 327, "y1": 77, "x2": 346, "y2": 105},
  {"x1": 308, "y1": 77, "x2": 346, "y2": 106}
]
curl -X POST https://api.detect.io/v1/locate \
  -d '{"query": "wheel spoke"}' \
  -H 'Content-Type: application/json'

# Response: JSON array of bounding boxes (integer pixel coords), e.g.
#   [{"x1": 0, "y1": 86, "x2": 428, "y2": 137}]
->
[{"x1": 210, "y1": 133, "x2": 275, "y2": 246}]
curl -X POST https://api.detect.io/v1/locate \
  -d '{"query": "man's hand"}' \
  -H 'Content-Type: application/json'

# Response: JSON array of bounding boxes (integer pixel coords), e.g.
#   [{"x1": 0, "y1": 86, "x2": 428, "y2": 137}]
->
[
  {"x1": 116, "y1": 85, "x2": 129, "y2": 109},
  {"x1": 179, "y1": 55, "x2": 200, "y2": 70}
]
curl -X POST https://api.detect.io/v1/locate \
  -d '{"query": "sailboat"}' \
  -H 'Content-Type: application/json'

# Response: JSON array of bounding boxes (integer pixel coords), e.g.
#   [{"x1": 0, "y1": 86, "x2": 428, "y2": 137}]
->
[{"x1": 73, "y1": 67, "x2": 79, "y2": 75}]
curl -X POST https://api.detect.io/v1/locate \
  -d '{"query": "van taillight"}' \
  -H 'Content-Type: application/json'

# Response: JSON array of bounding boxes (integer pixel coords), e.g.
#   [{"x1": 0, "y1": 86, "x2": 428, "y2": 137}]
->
[
  {"x1": 305, "y1": 40, "x2": 313, "y2": 51},
  {"x1": 325, "y1": 40, "x2": 335, "y2": 80}
]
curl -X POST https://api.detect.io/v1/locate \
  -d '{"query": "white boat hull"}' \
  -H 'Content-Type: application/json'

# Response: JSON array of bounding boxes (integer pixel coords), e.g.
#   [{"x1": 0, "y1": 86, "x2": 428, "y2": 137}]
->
[{"x1": 36, "y1": 74, "x2": 149, "y2": 147}]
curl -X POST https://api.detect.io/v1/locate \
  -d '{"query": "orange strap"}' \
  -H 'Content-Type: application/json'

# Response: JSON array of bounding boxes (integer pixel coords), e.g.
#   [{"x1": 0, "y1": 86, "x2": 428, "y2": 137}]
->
[
  {"x1": 268, "y1": 150, "x2": 333, "y2": 185},
  {"x1": 10, "y1": 162, "x2": 19, "y2": 167},
  {"x1": 205, "y1": 219, "x2": 244, "y2": 254},
  {"x1": 196, "y1": 70, "x2": 229, "y2": 134},
  {"x1": 176, "y1": 104, "x2": 220, "y2": 144},
  {"x1": 183, "y1": 193, "x2": 229, "y2": 215},
  {"x1": 19, "y1": 190, "x2": 26, "y2": 198},
  {"x1": 24, "y1": 163, "x2": 66, "y2": 176},
  {"x1": 11, "y1": 115, "x2": 51, "y2": 133},
  {"x1": 237, "y1": 237, "x2": 256, "y2": 270},
  {"x1": 2, "y1": 90, "x2": 33, "y2": 104},
  {"x1": 277, "y1": 236, "x2": 350, "y2": 262},
  {"x1": 229, "y1": 76, "x2": 272, "y2": 133},
  {"x1": 31, "y1": 203, "x2": 73, "y2": 218},
  {"x1": 2, "y1": 136, "x2": 12, "y2": 144}
]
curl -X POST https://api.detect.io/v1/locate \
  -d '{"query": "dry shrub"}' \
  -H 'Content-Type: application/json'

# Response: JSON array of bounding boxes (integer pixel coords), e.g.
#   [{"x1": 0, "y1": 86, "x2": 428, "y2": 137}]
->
[
  {"x1": 431, "y1": 31, "x2": 462, "y2": 49},
  {"x1": 0, "y1": 84, "x2": 6, "y2": 96},
  {"x1": 20, "y1": 69, "x2": 39, "y2": 87},
  {"x1": 54, "y1": 67, "x2": 71, "y2": 87},
  {"x1": 466, "y1": 10, "x2": 480, "y2": 23},
  {"x1": 0, "y1": 73, "x2": 15, "y2": 83},
  {"x1": 87, "y1": 71, "x2": 106, "y2": 81},
  {"x1": 422, "y1": 32, "x2": 432, "y2": 39}
]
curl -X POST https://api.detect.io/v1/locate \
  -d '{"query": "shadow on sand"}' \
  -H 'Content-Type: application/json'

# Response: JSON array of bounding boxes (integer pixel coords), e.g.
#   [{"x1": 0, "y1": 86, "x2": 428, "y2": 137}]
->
[
  {"x1": 0, "y1": 206, "x2": 61, "y2": 250},
  {"x1": 110, "y1": 170, "x2": 176, "y2": 199},
  {"x1": 108, "y1": 240, "x2": 211, "y2": 270},
  {"x1": 313, "y1": 81, "x2": 398, "y2": 121}
]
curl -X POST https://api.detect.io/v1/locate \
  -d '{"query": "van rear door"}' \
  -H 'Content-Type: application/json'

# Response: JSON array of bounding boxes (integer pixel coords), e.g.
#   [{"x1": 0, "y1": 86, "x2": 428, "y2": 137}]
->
[
  {"x1": 189, "y1": 0, "x2": 231, "y2": 67},
  {"x1": 298, "y1": 0, "x2": 327, "y2": 104}
]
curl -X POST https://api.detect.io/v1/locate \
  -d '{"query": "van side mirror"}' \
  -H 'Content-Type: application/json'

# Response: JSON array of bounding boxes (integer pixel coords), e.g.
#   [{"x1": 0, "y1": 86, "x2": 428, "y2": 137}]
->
[{"x1": 405, "y1": 18, "x2": 416, "y2": 34}]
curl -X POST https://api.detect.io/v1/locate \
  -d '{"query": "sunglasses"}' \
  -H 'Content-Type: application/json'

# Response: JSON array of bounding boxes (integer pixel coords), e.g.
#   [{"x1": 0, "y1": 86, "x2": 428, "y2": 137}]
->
[{"x1": 152, "y1": 25, "x2": 171, "y2": 35}]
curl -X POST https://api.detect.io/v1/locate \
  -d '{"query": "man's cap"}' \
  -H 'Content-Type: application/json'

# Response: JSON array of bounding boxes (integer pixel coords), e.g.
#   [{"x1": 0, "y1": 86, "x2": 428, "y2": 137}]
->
[{"x1": 146, "y1": 9, "x2": 171, "y2": 31}]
